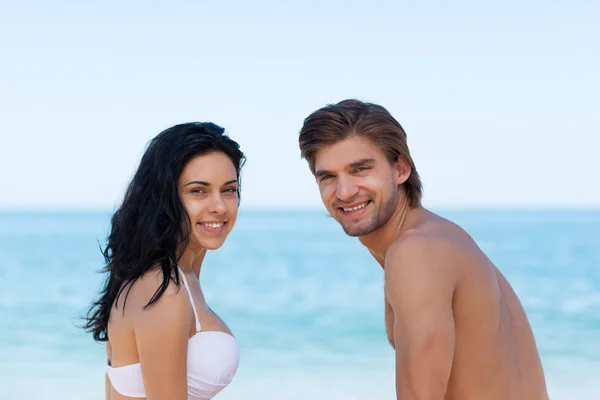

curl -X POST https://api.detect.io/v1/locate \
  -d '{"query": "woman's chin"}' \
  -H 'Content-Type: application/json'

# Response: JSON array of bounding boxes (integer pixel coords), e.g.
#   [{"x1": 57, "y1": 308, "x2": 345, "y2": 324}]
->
[
  {"x1": 202, "y1": 242, "x2": 225, "y2": 251},
  {"x1": 194, "y1": 237, "x2": 227, "y2": 251}
]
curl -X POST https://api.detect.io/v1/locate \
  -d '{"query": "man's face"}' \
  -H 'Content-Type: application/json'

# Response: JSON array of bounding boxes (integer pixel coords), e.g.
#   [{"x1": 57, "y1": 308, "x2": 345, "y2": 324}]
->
[{"x1": 313, "y1": 135, "x2": 408, "y2": 237}]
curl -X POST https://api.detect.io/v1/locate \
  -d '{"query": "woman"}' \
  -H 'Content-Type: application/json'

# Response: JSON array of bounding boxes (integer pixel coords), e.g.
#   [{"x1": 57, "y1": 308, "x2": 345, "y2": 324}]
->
[{"x1": 83, "y1": 122, "x2": 246, "y2": 399}]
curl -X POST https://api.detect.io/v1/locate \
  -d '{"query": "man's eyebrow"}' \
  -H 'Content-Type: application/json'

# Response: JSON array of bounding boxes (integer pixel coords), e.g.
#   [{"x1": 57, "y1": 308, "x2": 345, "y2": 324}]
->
[
  {"x1": 183, "y1": 179, "x2": 238, "y2": 187},
  {"x1": 348, "y1": 158, "x2": 375, "y2": 169},
  {"x1": 315, "y1": 169, "x2": 332, "y2": 178},
  {"x1": 315, "y1": 158, "x2": 376, "y2": 178}
]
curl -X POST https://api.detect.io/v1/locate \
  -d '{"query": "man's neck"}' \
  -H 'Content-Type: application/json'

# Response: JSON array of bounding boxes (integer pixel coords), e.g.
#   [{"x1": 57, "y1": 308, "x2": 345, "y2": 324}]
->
[{"x1": 359, "y1": 199, "x2": 417, "y2": 268}]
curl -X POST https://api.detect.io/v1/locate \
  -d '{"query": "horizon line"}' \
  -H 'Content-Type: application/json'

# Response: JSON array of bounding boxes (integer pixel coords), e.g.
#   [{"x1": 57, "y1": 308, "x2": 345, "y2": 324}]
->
[{"x1": 0, "y1": 205, "x2": 599, "y2": 214}]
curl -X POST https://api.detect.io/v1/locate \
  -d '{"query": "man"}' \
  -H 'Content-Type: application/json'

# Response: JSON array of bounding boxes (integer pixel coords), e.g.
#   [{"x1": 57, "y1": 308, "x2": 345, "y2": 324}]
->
[{"x1": 298, "y1": 99, "x2": 549, "y2": 400}]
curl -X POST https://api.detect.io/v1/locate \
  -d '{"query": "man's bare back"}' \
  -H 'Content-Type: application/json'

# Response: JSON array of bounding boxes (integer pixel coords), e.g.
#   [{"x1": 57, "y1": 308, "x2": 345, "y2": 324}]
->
[{"x1": 383, "y1": 209, "x2": 549, "y2": 400}]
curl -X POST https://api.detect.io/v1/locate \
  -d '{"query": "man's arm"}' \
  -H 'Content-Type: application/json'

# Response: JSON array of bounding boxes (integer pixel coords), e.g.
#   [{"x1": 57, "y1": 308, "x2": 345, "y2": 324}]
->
[
  {"x1": 384, "y1": 234, "x2": 456, "y2": 400},
  {"x1": 384, "y1": 296, "x2": 395, "y2": 349}
]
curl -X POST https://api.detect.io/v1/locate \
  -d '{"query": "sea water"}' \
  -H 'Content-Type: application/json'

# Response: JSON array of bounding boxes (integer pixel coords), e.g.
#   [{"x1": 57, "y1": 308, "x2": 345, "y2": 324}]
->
[{"x1": 0, "y1": 209, "x2": 598, "y2": 399}]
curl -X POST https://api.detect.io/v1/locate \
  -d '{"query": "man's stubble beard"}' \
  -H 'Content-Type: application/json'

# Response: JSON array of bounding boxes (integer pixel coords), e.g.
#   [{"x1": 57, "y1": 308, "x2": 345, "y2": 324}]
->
[{"x1": 341, "y1": 183, "x2": 399, "y2": 237}]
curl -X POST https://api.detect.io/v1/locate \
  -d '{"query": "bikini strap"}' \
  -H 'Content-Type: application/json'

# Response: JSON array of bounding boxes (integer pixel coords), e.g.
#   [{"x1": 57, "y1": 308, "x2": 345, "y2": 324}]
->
[{"x1": 177, "y1": 267, "x2": 202, "y2": 332}]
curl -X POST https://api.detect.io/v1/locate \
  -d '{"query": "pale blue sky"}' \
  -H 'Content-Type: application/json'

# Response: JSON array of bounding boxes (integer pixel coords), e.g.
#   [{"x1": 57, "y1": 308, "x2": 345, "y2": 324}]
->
[{"x1": 1, "y1": 0, "x2": 598, "y2": 210}]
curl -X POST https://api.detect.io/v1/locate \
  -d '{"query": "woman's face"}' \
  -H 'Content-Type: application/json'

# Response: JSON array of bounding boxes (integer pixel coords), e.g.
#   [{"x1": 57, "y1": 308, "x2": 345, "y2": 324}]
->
[{"x1": 178, "y1": 152, "x2": 239, "y2": 250}]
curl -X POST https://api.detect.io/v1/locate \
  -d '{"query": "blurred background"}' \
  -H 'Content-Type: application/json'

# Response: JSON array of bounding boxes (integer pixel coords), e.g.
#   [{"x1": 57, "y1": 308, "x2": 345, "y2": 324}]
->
[{"x1": 1, "y1": 1, "x2": 598, "y2": 399}]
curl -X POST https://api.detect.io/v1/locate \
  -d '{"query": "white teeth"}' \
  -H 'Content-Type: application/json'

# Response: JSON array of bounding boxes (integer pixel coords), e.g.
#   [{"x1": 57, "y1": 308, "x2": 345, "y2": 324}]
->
[
  {"x1": 342, "y1": 202, "x2": 368, "y2": 212},
  {"x1": 201, "y1": 222, "x2": 224, "y2": 228}
]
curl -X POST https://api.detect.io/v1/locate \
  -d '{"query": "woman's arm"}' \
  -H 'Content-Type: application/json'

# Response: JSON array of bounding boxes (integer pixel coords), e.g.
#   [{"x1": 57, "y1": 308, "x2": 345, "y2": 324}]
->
[
  {"x1": 133, "y1": 280, "x2": 191, "y2": 400},
  {"x1": 105, "y1": 342, "x2": 112, "y2": 400},
  {"x1": 105, "y1": 373, "x2": 111, "y2": 400}
]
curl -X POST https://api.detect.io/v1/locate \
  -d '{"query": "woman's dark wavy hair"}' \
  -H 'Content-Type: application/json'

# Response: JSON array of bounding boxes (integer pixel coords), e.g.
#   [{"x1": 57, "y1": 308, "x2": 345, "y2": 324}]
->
[{"x1": 83, "y1": 122, "x2": 246, "y2": 342}]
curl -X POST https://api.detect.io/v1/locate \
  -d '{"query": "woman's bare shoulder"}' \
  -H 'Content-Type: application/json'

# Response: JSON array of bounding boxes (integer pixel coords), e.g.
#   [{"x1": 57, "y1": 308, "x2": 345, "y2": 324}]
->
[{"x1": 111, "y1": 267, "x2": 189, "y2": 325}]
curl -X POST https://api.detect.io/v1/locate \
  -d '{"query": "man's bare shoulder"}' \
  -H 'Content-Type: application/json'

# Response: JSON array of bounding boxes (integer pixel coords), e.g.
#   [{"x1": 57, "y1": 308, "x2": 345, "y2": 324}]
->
[
  {"x1": 387, "y1": 210, "x2": 501, "y2": 305},
  {"x1": 383, "y1": 211, "x2": 481, "y2": 291},
  {"x1": 394, "y1": 210, "x2": 485, "y2": 259},
  {"x1": 384, "y1": 228, "x2": 457, "y2": 298},
  {"x1": 386, "y1": 219, "x2": 461, "y2": 267}
]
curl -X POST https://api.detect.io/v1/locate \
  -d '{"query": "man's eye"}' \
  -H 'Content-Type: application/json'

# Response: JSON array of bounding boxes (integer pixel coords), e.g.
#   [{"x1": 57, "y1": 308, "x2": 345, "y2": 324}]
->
[{"x1": 320, "y1": 175, "x2": 334, "y2": 182}]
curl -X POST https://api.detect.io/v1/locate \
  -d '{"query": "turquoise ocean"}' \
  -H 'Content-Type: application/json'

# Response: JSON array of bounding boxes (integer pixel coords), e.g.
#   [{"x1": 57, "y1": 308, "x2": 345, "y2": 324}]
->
[{"x1": 0, "y1": 209, "x2": 599, "y2": 399}]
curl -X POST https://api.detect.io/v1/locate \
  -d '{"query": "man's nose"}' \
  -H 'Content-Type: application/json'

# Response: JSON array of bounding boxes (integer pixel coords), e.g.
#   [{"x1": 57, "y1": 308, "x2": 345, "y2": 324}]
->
[{"x1": 335, "y1": 175, "x2": 359, "y2": 202}]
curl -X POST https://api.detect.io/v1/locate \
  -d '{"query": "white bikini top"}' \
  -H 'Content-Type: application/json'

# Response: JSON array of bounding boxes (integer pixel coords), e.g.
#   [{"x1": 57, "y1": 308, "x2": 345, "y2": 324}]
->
[{"x1": 106, "y1": 267, "x2": 240, "y2": 399}]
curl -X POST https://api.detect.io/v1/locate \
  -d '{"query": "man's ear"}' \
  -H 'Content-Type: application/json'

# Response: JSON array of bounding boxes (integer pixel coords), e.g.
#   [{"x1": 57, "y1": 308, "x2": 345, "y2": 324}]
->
[{"x1": 395, "y1": 157, "x2": 411, "y2": 185}]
